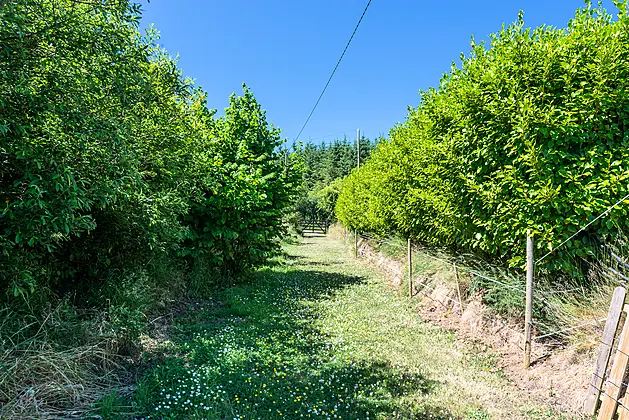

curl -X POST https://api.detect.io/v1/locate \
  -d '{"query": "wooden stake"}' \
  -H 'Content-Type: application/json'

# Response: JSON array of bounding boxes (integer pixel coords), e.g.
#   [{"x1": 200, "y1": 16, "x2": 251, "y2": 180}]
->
[
  {"x1": 585, "y1": 286, "x2": 626, "y2": 415},
  {"x1": 524, "y1": 230, "x2": 534, "y2": 368},
  {"x1": 354, "y1": 230, "x2": 358, "y2": 258},
  {"x1": 454, "y1": 263, "x2": 464, "y2": 314},
  {"x1": 408, "y1": 238, "x2": 412, "y2": 297}
]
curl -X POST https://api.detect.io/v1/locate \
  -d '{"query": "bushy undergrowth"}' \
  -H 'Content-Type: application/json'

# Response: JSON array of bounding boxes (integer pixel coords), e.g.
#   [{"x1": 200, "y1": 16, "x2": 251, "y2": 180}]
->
[{"x1": 336, "y1": 2, "x2": 629, "y2": 279}]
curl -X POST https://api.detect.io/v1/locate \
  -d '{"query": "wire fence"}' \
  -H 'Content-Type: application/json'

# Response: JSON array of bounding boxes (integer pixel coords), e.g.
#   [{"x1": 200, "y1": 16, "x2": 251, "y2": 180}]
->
[
  {"x1": 340, "y1": 183, "x2": 629, "y2": 417},
  {"x1": 535, "y1": 191, "x2": 629, "y2": 265},
  {"x1": 343, "y1": 210, "x2": 629, "y2": 417},
  {"x1": 355, "y1": 233, "x2": 528, "y2": 338},
  {"x1": 351, "y1": 227, "x2": 620, "y2": 353},
  {"x1": 587, "y1": 333, "x2": 629, "y2": 417},
  {"x1": 533, "y1": 318, "x2": 607, "y2": 341}
]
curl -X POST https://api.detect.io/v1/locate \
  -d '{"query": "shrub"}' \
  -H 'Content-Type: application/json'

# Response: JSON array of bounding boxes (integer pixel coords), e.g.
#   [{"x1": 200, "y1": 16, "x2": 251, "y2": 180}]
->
[
  {"x1": 0, "y1": 1, "x2": 301, "y2": 415},
  {"x1": 0, "y1": 0, "x2": 197, "y2": 296},
  {"x1": 182, "y1": 87, "x2": 301, "y2": 278}
]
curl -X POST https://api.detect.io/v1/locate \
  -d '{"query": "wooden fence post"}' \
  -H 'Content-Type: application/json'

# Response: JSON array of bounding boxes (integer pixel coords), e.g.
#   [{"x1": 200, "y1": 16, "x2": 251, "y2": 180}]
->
[
  {"x1": 354, "y1": 230, "x2": 358, "y2": 258},
  {"x1": 408, "y1": 238, "x2": 412, "y2": 297},
  {"x1": 524, "y1": 230, "x2": 534, "y2": 368},
  {"x1": 454, "y1": 263, "x2": 464, "y2": 314}
]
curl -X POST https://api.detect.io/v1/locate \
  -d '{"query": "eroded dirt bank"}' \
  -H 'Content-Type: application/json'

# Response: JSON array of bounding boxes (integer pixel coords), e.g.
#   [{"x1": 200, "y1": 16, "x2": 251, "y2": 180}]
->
[{"x1": 347, "y1": 232, "x2": 595, "y2": 416}]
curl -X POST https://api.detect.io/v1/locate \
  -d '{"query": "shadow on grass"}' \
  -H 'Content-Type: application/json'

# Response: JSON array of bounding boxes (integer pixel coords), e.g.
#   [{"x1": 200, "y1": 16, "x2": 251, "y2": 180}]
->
[
  {"x1": 125, "y1": 267, "x2": 456, "y2": 419},
  {"x1": 298, "y1": 260, "x2": 342, "y2": 268}
]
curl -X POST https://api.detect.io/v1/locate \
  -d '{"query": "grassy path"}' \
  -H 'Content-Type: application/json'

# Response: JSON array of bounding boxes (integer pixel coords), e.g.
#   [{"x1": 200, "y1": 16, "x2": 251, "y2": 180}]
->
[{"x1": 125, "y1": 235, "x2": 565, "y2": 419}]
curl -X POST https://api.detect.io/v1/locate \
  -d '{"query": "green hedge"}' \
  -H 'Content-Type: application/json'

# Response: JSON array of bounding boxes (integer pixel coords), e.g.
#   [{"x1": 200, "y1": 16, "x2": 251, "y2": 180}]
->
[
  {"x1": 0, "y1": 0, "x2": 300, "y2": 299},
  {"x1": 337, "y1": 3, "x2": 629, "y2": 275}
]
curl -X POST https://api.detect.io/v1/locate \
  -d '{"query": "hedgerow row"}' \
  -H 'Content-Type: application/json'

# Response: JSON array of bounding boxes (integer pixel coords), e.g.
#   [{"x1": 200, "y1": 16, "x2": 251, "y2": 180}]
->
[{"x1": 336, "y1": 2, "x2": 629, "y2": 277}]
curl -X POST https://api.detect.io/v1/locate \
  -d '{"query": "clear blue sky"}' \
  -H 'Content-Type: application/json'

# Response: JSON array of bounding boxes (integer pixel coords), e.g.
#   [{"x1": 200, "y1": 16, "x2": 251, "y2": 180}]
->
[{"x1": 138, "y1": 0, "x2": 617, "y2": 145}]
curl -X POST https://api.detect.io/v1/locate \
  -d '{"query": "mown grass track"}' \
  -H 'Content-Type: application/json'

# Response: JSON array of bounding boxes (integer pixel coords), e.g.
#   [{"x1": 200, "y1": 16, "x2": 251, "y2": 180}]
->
[{"x1": 120, "y1": 234, "x2": 568, "y2": 419}]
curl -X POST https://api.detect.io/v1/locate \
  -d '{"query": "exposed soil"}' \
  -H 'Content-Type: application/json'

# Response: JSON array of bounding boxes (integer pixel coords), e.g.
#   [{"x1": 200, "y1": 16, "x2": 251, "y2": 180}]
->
[{"x1": 352, "y1": 234, "x2": 595, "y2": 416}]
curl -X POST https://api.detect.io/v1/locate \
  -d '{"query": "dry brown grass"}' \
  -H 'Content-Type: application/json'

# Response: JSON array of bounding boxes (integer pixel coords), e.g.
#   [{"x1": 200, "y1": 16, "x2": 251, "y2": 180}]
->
[{"x1": 0, "y1": 304, "x2": 128, "y2": 420}]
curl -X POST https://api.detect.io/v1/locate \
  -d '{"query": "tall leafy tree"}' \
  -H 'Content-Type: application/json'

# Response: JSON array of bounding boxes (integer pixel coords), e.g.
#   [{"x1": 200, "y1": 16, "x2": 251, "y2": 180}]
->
[
  {"x1": 0, "y1": 0, "x2": 300, "y2": 298},
  {"x1": 184, "y1": 87, "x2": 300, "y2": 277}
]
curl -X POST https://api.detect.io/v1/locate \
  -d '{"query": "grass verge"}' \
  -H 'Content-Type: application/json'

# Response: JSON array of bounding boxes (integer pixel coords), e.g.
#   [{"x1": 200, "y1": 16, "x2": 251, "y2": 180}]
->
[{"x1": 0, "y1": 255, "x2": 189, "y2": 419}]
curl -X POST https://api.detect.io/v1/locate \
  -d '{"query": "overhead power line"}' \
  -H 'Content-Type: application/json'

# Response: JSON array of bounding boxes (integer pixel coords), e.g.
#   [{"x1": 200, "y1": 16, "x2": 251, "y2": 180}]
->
[
  {"x1": 293, "y1": 0, "x2": 373, "y2": 144},
  {"x1": 308, "y1": 129, "x2": 354, "y2": 143}
]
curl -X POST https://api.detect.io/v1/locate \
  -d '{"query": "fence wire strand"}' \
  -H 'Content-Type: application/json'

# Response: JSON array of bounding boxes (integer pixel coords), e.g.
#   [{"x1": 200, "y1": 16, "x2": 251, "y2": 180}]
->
[
  {"x1": 589, "y1": 366, "x2": 629, "y2": 413},
  {"x1": 351, "y1": 213, "x2": 629, "y2": 417},
  {"x1": 358, "y1": 232, "x2": 522, "y2": 292},
  {"x1": 354, "y1": 232, "x2": 540, "y2": 348},
  {"x1": 536, "y1": 191, "x2": 629, "y2": 264},
  {"x1": 533, "y1": 318, "x2": 607, "y2": 341},
  {"x1": 354, "y1": 230, "x2": 615, "y2": 347}
]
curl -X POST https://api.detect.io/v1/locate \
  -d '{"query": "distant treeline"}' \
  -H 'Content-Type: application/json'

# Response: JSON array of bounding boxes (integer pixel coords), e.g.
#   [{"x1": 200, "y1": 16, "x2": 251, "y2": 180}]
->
[{"x1": 292, "y1": 137, "x2": 377, "y2": 223}]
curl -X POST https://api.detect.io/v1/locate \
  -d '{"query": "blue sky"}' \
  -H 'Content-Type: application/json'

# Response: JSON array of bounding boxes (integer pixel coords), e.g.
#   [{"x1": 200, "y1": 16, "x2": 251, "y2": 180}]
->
[{"x1": 138, "y1": 0, "x2": 617, "y2": 145}]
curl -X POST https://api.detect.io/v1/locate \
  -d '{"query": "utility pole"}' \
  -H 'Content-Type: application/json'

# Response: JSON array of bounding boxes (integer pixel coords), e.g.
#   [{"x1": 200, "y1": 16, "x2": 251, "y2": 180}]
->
[
  {"x1": 357, "y1": 128, "x2": 361, "y2": 169},
  {"x1": 355, "y1": 128, "x2": 361, "y2": 259},
  {"x1": 354, "y1": 129, "x2": 361, "y2": 259}
]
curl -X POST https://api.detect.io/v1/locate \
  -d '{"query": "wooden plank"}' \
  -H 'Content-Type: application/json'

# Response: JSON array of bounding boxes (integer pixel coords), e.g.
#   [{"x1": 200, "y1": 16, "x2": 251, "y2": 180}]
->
[
  {"x1": 618, "y1": 392, "x2": 629, "y2": 420},
  {"x1": 585, "y1": 286, "x2": 626, "y2": 415},
  {"x1": 598, "y1": 302, "x2": 629, "y2": 420}
]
